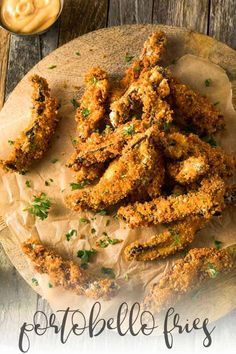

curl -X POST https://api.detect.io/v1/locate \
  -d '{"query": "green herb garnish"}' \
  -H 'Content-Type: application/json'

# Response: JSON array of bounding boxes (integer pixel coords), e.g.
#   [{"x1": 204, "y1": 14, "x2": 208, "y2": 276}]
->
[
  {"x1": 214, "y1": 101, "x2": 220, "y2": 106},
  {"x1": 207, "y1": 263, "x2": 219, "y2": 278},
  {"x1": 32, "y1": 278, "x2": 39, "y2": 286},
  {"x1": 81, "y1": 108, "x2": 91, "y2": 118},
  {"x1": 214, "y1": 239, "x2": 223, "y2": 250},
  {"x1": 45, "y1": 178, "x2": 53, "y2": 186},
  {"x1": 106, "y1": 220, "x2": 110, "y2": 227},
  {"x1": 202, "y1": 135, "x2": 217, "y2": 147},
  {"x1": 101, "y1": 267, "x2": 116, "y2": 278},
  {"x1": 169, "y1": 228, "x2": 181, "y2": 246},
  {"x1": 51, "y1": 158, "x2": 58, "y2": 164},
  {"x1": 123, "y1": 124, "x2": 135, "y2": 136},
  {"x1": 125, "y1": 54, "x2": 134, "y2": 63},
  {"x1": 70, "y1": 180, "x2": 90, "y2": 190},
  {"x1": 77, "y1": 249, "x2": 96, "y2": 264},
  {"x1": 76, "y1": 51, "x2": 81, "y2": 56},
  {"x1": 124, "y1": 273, "x2": 129, "y2": 281},
  {"x1": 80, "y1": 217, "x2": 90, "y2": 224},
  {"x1": 97, "y1": 209, "x2": 109, "y2": 216},
  {"x1": 8, "y1": 140, "x2": 14, "y2": 145},
  {"x1": 97, "y1": 234, "x2": 121, "y2": 248},
  {"x1": 90, "y1": 76, "x2": 98, "y2": 85},
  {"x1": 171, "y1": 59, "x2": 177, "y2": 65},
  {"x1": 71, "y1": 98, "x2": 80, "y2": 109},
  {"x1": 48, "y1": 283, "x2": 53, "y2": 288},
  {"x1": 25, "y1": 180, "x2": 31, "y2": 188},
  {"x1": 48, "y1": 65, "x2": 57, "y2": 69},
  {"x1": 91, "y1": 228, "x2": 96, "y2": 234},
  {"x1": 163, "y1": 121, "x2": 170, "y2": 132},
  {"x1": 24, "y1": 193, "x2": 51, "y2": 220},
  {"x1": 204, "y1": 78, "x2": 211, "y2": 87},
  {"x1": 66, "y1": 229, "x2": 77, "y2": 241}
]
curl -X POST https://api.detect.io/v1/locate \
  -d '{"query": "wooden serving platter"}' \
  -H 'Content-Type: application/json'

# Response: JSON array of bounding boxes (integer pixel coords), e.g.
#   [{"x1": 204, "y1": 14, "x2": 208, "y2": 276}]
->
[{"x1": 0, "y1": 24, "x2": 236, "y2": 319}]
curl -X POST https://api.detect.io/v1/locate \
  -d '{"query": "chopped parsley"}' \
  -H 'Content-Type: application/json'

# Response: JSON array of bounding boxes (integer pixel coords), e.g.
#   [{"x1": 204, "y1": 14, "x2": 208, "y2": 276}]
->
[
  {"x1": 171, "y1": 59, "x2": 177, "y2": 65},
  {"x1": 76, "y1": 51, "x2": 81, "y2": 56},
  {"x1": 214, "y1": 101, "x2": 220, "y2": 106},
  {"x1": 101, "y1": 267, "x2": 116, "y2": 278},
  {"x1": 97, "y1": 234, "x2": 121, "y2": 248},
  {"x1": 48, "y1": 283, "x2": 53, "y2": 288},
  {"x1": 32, "y1": 278, "x2": 39, "y2": 286},
  {"x1": 125, "y1": 54, "x2": 134, "y2": 63},
  {"x1": 71, "y1": 98, "x2": 80, "y2": 108},
  {"x1": 96, "y1": 209, "x2": 109, "y2": 216},
  {"x1": 24, "y1": 193, "x2": 51, "y2": 220},
  {"x1": 77, "y1": 249, "x2": 96, "y2": 264},
  {"x1": 202, "y1": 135, "x2": 217, "y2": 147},
  {"x1": 214, "y1": 239, "x2": 223, "y2": 250},
  {"x1": 91, "y1": 228, "x2": 96, "y2": 234},
  {"x1": 133, "y1": 65, "x2": 141, "y2": 73},
  {"x1": 204, "y1": 78, "x2": 212, "y2": 87},
  {"x1": 71, "y1": 137, "x2": 78, "y2": 146},
  {"x1": 106, "y1": 219, "x2": 110, "y2": 227},
  {"x1": 45, "y1": 178, "x2": 53, "y2": 187},
  {"x1": 81, "y1": 108, "x2": 91, "y2": 118},
  {"x1": 163, "y1": 121, "x2": 170, "y2": 132},
  {"x1": 25, "y1": 180, "x2": 31, "y2": 188},
  {"x1": 169, "y1": 228, "x2": 181, "y2": 246},
  {"x1": 123, "y1": 124, "x2": 135, "y2": 136},
  {"x1": 90, "y1": 76, "x2": 98, "y2": 85},
  {"x1": 66, "y1": 229, "x2": 77, "y2": 241},
  {"x1": 207, "y1": 263, "x2": 219, "y2": 278},
  {"x1": 48, "y1": 65, "x2": 57, "y2": 69},
  {"x1": 80, "y1": 217, "x2": 90, "y2": 224},
  {"x1": 124, "y1": 273, "x2": 129, "y2": 281},
  {"x1": 70, "y1": 180, "x2": 90, "y2": 190},
  {"x1": 50, "y1": 158, "x2": 58, "y2": 164},
  {"x1": 8, "y1": 139, "x2": 14, "y2": 145}
]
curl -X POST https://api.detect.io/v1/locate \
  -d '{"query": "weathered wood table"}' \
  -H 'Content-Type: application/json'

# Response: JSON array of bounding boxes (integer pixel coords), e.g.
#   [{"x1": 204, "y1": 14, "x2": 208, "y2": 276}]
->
[{"x1": 0, "y1": 1, "x2": 236, "y2": 352}]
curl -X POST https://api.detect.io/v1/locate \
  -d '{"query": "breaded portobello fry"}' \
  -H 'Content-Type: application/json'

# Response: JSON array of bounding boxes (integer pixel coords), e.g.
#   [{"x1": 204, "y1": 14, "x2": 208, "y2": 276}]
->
[
  {"x1": 67, "y1": 119, "x2": 146, "y2": 171},
  {"x1": 22, "y1": 237, "x2": 119, "y2": 300},
  {"x1": 121, "y1": 31, "x2": 167, "y2": 88},
  {"x1": 143, "y1": 247, "x2": 235, "y2": 313},
  {"x1": 110, "y1": 66, "x2": 172, "y2": 128},
  {"x1": 118, "y1": 175, "x2": 226, "y2": 228},
  {"x1": 159, "y1": 132, "x2": 236, "y2": 178},
  {"x1": 167, "y1": 156, "x2": 209, "y2": 184},
  {"x1": 75, "y1": 67, "x2": 109, "y2": 141},
  {"x1": 0, "y1": 75, "x2": 58, "y2": 174},
  {"x1": 169, "y1": 78, "x2": 225, "y2": 135},
  {"x1": 65, "y1": 129, "x2": 159, "y2": 211},
  {"x1": 125, "y1": 216, "x2": 207, "y2": 261}
]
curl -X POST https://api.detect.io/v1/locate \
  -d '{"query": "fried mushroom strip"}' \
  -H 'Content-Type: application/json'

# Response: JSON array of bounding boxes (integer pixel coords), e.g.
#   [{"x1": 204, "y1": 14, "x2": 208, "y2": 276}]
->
[
  {"x1": 118, "y1": 175, "x2": 225, "y2": 228},
  {"x1": 167, "y1": 156, "x2": 209, "y2": 184},
  {"x1": 124, "y1": 216, "x2": 207, "y2": 261},
  {"x1": 0, "y1": 75, "x2": 58, "y2": 174},
  {"x1": 110, "y1": 66, "x2": 172, "y2": 127},
  {"x1": 65, "y1": 129, "x2": 159, "y2": 211},
  {"x1": 169, "y1": 78, "x2": 225, "y2": 135},
  {"x1": 67, "y1": 119, "x2": 146, "y2": 171},
  {"x1": 143, "y1": 247, "x2": 235, "y2": 313},
  {"x1": 75, "y1": 67, "x2": 109, "y2": 141},
  {"x1": 122, "y1": 31, "x2": 167, "y2": 88},
  {"x1": 159, "y1": 132, "x2": 236, "y2": 178},
  {"x1": 22, "y1": 237, "x2": 119, "y2": 300}
]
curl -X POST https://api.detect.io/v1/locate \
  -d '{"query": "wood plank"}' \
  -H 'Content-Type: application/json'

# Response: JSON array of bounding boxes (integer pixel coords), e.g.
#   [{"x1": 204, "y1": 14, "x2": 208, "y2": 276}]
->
[
  {"x1": 209, "y1": 0, "x2": 236, "y2": 49},
  {"x1": 0, "y1": 29, "x2": 10, "y2": 109},
  {"x1": 152, "y1": 0, "x2": 209, "y2": 33},
  {"x1": 59, "y1": 0, "x2": 109, "y2": 46},
  {"x1": 40, "y1": 21, "x2": 60, "y2": 58},
  {"x1": 108, "y1": 0, "x2": 153, "y2": 26},
  {"x1": 5, "y1": 36, "x2": 41, "y2": 97}
]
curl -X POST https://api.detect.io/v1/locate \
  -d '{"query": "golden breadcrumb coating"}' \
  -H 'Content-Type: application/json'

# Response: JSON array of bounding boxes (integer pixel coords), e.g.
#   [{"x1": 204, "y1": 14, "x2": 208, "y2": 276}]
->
[
  {"x1": 143, "y1": 247, "x2": 235, "y2": 313},
  {"x1": 75, "y1": 164, "x2": 106, "y2": 183},
  {"x1": 125, "y1": 216, "x2": 207, "y2": 261},
  {"x1": 109, "y1": 66, "x2": 172, "y2": 128},
  {"x1": 75, "y1": 67, "x2": 109, "y2": 141},
  {"x1": 167, "y1": 156, "x2": 209, "y2": 184},
  {"x1": 21, "y1": 237, "x2": 119, "y2": 300},
  {"x1": 0, "y1": 75, "x2": 58, "y2": 174},
  {"x1": 65, "y1": 130, "x2": 159, "y2": 211},
  {"x1": 121, "y1": 31, "x2": 167, "y2": 88},
  {"x1": 169, "y1": 78, "x2": 225, "y2": 135},
  {"x1": 118, "y1": 175, "x2": 226, "y2": 228},
  {"x1": 67, "y1": 119, "x2": 146, "y2": 171}
]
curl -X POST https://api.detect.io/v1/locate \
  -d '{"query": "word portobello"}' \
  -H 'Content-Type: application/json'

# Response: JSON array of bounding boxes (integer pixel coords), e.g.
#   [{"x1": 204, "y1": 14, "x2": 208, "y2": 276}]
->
[{"x1": 18, "y1": 303, "x2": 215, "y2": 353}]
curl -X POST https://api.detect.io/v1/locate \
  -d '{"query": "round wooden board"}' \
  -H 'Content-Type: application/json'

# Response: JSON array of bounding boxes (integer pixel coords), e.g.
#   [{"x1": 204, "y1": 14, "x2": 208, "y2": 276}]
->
[{"x1": 1, "y1": 24, "x2": 236, "y2": 317}]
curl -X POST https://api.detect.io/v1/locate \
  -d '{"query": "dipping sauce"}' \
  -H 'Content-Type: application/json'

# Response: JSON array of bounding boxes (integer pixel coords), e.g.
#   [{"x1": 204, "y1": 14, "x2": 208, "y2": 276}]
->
[{"x1": 0, "y1": 0, "x2": 61, "y2": 34}]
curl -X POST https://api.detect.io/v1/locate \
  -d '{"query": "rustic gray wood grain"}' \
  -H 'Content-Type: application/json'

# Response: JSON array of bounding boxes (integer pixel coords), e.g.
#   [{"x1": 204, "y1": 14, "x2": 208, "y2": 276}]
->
[
  {"x1": 152, "y1": 0, "x2": 209, "y2": 33},
  {"x1": 209, "y1": 0, "x2": 236, "y2": 49},
  {"x1": 59, "y1": 0, "x2": 108, "y2": 45},
  {"x1": 108, "y1": 0, "x2": 154, "y2": 25}
]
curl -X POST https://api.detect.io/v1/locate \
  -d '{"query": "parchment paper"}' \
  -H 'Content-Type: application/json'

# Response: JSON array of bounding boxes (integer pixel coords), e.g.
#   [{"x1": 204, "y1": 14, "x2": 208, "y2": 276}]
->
[{"x1": 0, "y1": 53, "x2": 236, "y2": 324}]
